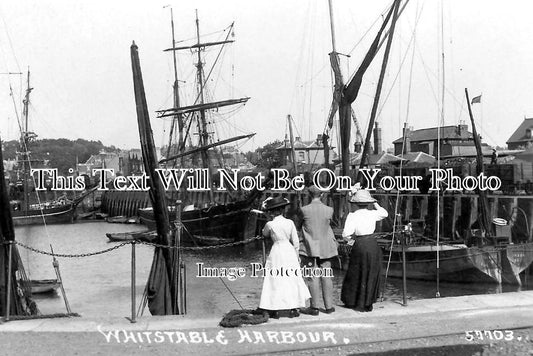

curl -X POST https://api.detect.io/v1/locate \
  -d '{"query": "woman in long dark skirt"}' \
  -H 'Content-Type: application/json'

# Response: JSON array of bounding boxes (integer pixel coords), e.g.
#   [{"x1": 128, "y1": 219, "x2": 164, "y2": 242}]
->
[{"x1": 341, "y1": 190, "x2": 388, "y2": 312}]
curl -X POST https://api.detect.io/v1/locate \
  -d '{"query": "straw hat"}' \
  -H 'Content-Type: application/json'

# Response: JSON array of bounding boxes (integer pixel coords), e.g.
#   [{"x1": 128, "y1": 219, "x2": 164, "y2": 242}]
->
[
  {"x1": 349, "y1": 189, "x2": 376, "y2": 204},
  {"x1": 492, "y1": 218, "x2": 507, "y2": 226},
  {"x1": 262, "y1": 196, "x2": 290, "y2": 211}
]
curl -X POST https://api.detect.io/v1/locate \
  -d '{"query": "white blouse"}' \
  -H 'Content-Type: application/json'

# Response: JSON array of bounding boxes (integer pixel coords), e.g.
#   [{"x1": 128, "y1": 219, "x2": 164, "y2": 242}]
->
[
  {"x1": 262, "y1": 215, "x2": 299, "y2": 252},
  {"x1": 342, "y1": 203, "x2": 388, "y2": 239}
]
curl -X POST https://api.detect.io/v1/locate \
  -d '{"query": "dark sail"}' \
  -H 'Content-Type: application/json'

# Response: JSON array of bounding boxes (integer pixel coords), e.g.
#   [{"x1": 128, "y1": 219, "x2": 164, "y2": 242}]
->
[
  {"x1": 329, "y1": 3, "x2": 397, "y2": 175},
  {"x1": 0, "y1": 139, "x2": 37, "y2": 317},
  {"x1": 130, "y1": 42, "x2": 178, "y2": 315}
]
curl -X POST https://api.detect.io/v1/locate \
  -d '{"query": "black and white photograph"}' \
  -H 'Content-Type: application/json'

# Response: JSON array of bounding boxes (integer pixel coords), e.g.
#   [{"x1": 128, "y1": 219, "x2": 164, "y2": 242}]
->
[{"x1": 0, "y1": 1, "x2": 532, "y2": 355}]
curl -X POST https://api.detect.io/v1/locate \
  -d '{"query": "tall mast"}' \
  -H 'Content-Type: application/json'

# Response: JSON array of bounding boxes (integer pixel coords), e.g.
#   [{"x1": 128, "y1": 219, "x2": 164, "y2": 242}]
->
[
  {"x1": 327, "y1": 2, "x2": 398, "y2": 176},
  {"x1": 465, "y1": 88, "x2": 492, "y2": 238},
  {"x1": 165, "y1": 8, "x2": 184, "y2": 166},
  {"x1": 194, "y1": 10, "x2": 214, "y2": 202},
  {"x1": 287, "y1": 115, "x2": 302, "y2": 205},
  {"x1": 358, "y1": 0, "x2": 401, "y2": 180},
  {"x1": 195, "y1": 11, "x2": 211, "y2": 170},
  {"x1": 160, "y1": 12, "x2": 249, "y2": 183},
  {"x1": 287, "y1": 115, "x2": 298, "y2": 173},
  {"x1": 324, "y1": 0, "x2": 340, "y2": 168},
  {"x1": 21, "y1": 69, "x2": 33, "y2": 213},
  {"x1": 328, "y1": 0, "x2": 338, "y2": 54}
]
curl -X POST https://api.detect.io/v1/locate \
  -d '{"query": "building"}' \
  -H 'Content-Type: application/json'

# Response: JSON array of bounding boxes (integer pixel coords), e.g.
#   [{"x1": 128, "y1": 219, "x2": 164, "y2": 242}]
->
[
  {"x1": 276, "y1": 134, "x2": 337, "y2": 167},
  {"x1": 348, "y1": 152, "x2": 401, "y2": 170},
  {"x1": 77, "y1": 149, "x2": 145, "y2": 177},
  {"x1": 506, "y1": 118, "x2": 533, "y2": 150},
  {"x1": 393, "y1": 123, "x2": 492, "y2": 158}
]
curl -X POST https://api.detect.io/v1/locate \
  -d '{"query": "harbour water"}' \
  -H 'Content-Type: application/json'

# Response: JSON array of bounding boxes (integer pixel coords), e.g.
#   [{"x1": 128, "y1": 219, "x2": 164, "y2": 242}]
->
[{"x1": 16, "y1": 222, "x2": 530, "y2": 319}]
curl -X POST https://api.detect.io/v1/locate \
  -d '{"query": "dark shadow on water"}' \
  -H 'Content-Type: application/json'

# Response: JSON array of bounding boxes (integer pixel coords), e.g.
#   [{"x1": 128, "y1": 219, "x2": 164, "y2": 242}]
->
[
  {"x1": 381, "y1": 274, "x2": 530, "y2": 304},
  {"x1": 351, "y1": 344, "x2": 485, "y2": 356}
]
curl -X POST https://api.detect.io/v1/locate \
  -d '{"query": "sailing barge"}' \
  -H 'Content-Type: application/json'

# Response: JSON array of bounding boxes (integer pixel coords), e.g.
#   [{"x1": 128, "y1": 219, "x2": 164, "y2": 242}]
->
[{"x1": 329, "y1": 191, "x2": 533, "y2": 285}]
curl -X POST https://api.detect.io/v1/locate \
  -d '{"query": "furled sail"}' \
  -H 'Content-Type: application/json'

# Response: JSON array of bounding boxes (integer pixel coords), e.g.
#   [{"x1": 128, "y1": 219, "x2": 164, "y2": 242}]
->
[
  {"x1": 130, "y1": 42, "x2": 178, "y2": 315},
  {"x1": 328, "y1": 3, "x2": 397, "y2": 175}
]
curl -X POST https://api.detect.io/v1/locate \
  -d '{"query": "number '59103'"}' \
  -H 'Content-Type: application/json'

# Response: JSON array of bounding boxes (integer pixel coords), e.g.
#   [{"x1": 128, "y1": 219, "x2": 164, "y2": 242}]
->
[{"x1": 464, "y1": 330, "x2": 514, "y2": 341}]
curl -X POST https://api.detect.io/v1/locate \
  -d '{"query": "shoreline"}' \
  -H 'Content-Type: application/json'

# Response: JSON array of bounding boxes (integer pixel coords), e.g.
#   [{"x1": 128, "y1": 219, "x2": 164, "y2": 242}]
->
[{"x1": 1, "y1": 290, "x2": 531, "y2": 355}]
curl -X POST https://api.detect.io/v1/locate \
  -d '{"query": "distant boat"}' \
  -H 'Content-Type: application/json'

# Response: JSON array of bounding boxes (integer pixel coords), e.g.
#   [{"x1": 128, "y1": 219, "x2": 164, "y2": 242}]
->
[
  {"x1": 106, "y1": 230, "x2": 156, "y2": 242},
  {"x1": 29, "y1": 279, "x2": 60, "y2": 294},
  {"x1": 9, "y1": 70, "x2": 86, "y2": 227},
  {"x1": 106, "y1": 215, "x2": 139, "y2": 224},
  {"x1": 12, "y1": 203, "x2": 76, "y2": 226}
]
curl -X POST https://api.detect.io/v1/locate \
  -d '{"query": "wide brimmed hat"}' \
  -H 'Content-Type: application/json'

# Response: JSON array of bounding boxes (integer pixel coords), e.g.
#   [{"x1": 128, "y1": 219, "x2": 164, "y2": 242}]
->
[
  {"x1": 262, "y1": 196, "x2": 290, "y2": 211},
  {"x1": 492, "y1": 218, "x2": 507, "y2": 226},
  {"x1": 349, "y1": 189, "x2": 376, "y2": 204}
]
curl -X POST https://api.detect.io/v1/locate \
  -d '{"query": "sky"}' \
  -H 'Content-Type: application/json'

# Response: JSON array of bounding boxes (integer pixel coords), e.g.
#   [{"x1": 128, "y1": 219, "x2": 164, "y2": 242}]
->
[{"x1": 1, "y1": 0, "x2": 533, "y2": 154}]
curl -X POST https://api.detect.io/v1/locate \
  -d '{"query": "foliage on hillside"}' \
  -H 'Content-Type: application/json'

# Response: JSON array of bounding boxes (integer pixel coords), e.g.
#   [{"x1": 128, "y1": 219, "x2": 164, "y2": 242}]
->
[{"x1": 1, "y1": 138, "x2": 119, "y2": 174}]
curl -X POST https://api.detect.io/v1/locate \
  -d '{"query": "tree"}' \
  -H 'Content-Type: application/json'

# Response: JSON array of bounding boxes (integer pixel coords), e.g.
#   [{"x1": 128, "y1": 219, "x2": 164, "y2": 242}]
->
[
  {"x1": 1, "y1": 138, "x2": 118, "y2": 175},
  {"x1": 251, "y1": 140, "x2": 284, "y2": 169}
]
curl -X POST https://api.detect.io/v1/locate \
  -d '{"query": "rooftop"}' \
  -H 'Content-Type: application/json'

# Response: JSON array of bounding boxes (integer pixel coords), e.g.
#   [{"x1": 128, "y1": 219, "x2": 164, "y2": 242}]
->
[{"x1": 393, "y1": 125, "x2": 473, "y2": 144}]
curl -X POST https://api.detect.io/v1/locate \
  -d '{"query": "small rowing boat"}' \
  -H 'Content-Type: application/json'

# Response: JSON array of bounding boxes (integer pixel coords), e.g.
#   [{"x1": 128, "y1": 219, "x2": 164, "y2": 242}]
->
[
  {"x1": 106, "y1": 230, "x2": 156, "y2": 242},
  {"x1": 30, "y1": 279, "x2": 60, "y2": 294}
]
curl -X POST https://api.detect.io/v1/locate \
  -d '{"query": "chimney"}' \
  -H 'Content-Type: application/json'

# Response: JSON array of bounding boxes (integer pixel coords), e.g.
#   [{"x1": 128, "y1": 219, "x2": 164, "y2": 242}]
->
[
  {"x1": 316, "y1": 134, "x2": 323, "y2": 146},
  {"x1": 456, "y1": 124, "x2": 468, "y2": 136},
  {"x1": 402, "y1": 122, "x2": 411, "y2": 154},
  {"x1": 373, "y1": 122, "x2": 382, "y2": 154},
  {"x1": 354, "y1": 141, "x2": 362, "y2": 153}
]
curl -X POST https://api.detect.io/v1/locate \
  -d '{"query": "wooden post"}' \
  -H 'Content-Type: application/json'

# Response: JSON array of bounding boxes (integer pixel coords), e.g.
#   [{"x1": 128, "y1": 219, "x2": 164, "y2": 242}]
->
[
  {"x1": 262, "y1": 237, "x2": 267, "y2": 266},
  {"x1": 181, "y1": 261, "x2": 187, "y2": 314},
  {"x1": 50, "y1": 245, "x2": 71, "y2": 314},
  {"x1": 491, "y1": 197, "x2": 499, "y2": 220},
  {"x1": 405, "y1": 195, "x2": 412, "y2": 222},
  {"x1": 173, "y1": 201, "x2": 183, "y2": 315},
  {"x1": 470, "y1": 196, "x2": 478, "y2": 230},
  {"x1": 5, "y1": 242, "x2": 13, "y2": 321},
  {"x1": 529, "y1": 199, "x2": 533, "y2": 242},
  {"x1": 130, "y1": 241, "x2": 136, "y2": 323},
  {"x1": 401, "y1": 229, "x2": 408, "y2": 306},
  {"x1": 451, "y1": 196, "x2": 458, "y2": 240}
]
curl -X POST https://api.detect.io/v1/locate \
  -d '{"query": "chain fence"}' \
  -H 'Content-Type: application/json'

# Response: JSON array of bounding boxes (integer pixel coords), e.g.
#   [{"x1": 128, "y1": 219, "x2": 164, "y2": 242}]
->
[{"x1": 9, "y1": 234, "x2": 265, "y2": 258}]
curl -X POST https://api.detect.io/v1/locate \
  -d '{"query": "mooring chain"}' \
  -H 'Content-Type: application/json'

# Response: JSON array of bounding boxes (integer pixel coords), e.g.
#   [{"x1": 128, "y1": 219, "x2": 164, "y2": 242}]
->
[
  {"x1": 137, "y1": 235, "x2": 264, "y2": 250},
  {"x1": 10, "y1": 234, "x2": 532, "y2": 258},
  {"x1": 11, "y1": 240, "x2": 131, "y2": 258},
  {"x1": 9, "y1": 235, "x2": 265, "y2": 257}
]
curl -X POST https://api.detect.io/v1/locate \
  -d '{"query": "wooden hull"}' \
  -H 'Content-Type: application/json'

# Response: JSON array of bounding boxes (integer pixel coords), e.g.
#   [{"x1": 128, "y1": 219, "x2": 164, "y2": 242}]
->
[
  {"x1": 381, "y1": 242, "x2": 533, "y2": 285},
  {"x1": 12, "y1": 204, "x2": 76, "y2": 226},
  {"x1": 382, "y1": 244, "x2": 502, "y2": 284},
  {"x1": 138, "y1": 200, "x2": 257, "y2": 242},
  {"x1": 339, "y1": 241, "x2": 533, "y2": 285},
  {"x1": 106, "y1": 230, "x2": 157, "y2": 242},
  {"x1": 502, "y1": 243, "x2": 533, "y2": 285},
  {"x1": 29, "y1": 279, "x2": 60, "y2": 294}
]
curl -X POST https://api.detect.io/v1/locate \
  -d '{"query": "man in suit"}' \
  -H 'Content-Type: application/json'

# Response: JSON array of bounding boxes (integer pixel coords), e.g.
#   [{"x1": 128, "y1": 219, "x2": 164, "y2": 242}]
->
[{"x1": 298, "y1": 185, "x2": 338, "y2": 315}]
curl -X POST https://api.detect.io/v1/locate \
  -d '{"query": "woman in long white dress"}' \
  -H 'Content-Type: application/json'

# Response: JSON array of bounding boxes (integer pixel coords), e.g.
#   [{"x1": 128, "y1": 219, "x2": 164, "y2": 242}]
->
[{"x1": 259, "y1": 197, "x2": 310, "y2": 318}]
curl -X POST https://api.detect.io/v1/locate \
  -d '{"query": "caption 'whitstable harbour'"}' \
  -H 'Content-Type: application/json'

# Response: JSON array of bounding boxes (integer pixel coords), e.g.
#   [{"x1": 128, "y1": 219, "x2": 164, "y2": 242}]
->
[{"x1": 97, "y1": 326, "x2": 343, "y2": 345}]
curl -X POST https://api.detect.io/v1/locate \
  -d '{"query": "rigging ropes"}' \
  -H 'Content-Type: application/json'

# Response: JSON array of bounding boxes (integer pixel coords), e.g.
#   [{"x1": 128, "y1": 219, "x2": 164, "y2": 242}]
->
[{"x1": 382, "y1": 1, "x2": 421, "y2": 297}]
